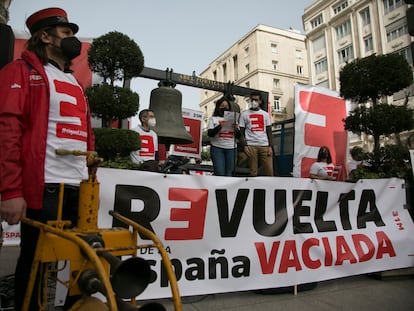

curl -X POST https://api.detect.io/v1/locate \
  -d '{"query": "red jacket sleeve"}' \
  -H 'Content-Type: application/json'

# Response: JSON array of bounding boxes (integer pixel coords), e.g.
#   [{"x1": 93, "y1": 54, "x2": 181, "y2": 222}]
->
[{"x1": 0, "y1": 60, "x2": 29, "y2": 200}]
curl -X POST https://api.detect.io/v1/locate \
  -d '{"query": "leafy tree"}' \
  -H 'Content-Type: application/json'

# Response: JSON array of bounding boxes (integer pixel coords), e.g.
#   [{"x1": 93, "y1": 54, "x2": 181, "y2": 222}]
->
[
  {"x1": 87, "y1": 31, "x2": 144, "y2": 128},
  {"x1": 340, "y1": 53, "x2": 414, "y2": 150},
  {"x1": 88, "y1": 31, "x2": 144, "y2": 85},
  {"x1": 86, "y1": 31, "x2": 146, "y2": 164},
  {"x1": 343, "y1": 102, "x2": 414, "y2": 149},
  {"x1": 350, "y1": 144, "x2": 412, "y2": 181},
  {"x1": 339, "y1": 53, "x2": 412, "y2": 106},
  {"x1": 86, "y1": 83, "x2": 139, "y2": 128}
]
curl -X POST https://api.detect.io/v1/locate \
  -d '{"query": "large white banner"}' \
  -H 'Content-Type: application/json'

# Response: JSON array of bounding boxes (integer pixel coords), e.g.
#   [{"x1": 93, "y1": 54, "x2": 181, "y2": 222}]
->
[
  {"x1": 293, "y1": 84, "x2": 350, "y2": 180},
  {"x1": 97, "y1": 169, "x2": 412, "y2": 299},
  {"x1": 2, "y1": 170, "x2": 414, "y2": 300}
]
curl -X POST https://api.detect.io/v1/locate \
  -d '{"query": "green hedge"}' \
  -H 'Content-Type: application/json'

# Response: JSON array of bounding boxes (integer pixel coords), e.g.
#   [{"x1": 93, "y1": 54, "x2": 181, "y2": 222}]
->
[{"x1": 93, "y1": 128, "x2": 141, "y2": 161}]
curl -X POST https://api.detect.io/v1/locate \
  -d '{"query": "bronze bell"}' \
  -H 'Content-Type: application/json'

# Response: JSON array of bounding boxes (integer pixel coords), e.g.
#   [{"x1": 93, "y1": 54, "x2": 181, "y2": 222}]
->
[{"x1": 149, "y1": 85, "x2": 193, "y2": 145}]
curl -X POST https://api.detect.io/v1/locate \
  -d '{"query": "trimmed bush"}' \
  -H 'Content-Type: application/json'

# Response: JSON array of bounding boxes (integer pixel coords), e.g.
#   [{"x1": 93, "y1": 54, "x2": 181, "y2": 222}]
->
[{"x1": 93, "y1": 128, "x2": 140, "y2": 160}]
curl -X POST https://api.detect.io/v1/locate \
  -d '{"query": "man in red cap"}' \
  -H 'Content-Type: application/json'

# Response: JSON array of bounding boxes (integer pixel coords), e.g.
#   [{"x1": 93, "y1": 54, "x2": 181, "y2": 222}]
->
[{"x1": 0, "y1": 7, "x2": 94, "y2": 310}]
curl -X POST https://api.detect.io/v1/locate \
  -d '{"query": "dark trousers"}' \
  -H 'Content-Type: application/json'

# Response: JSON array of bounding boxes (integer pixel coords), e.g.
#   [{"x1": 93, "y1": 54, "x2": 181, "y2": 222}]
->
[{"x1": 14, "y1": 185, "x2": 79, "y2": 311}]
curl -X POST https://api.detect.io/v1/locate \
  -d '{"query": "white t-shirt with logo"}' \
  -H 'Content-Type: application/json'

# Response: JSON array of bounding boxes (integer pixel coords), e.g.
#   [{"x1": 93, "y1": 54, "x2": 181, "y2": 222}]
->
[
  {"x1": 309, "y1": 161, "x2": 335, "y2": 178},
  {"x1": 44, "y1": 64, "x2": 88, "y2": 184},
  {"x1": 207, "y1": 116, "x2": 236, "y2": 149},
  {"x1": 239, "y1": 109, "x2": 271, "y2": 146},
  {"x1": 130, "y1": 125, "x2": 158, "y2": 163}
]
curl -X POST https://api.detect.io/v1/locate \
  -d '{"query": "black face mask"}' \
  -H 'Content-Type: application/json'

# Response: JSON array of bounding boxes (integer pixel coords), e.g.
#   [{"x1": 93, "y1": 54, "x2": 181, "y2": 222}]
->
[{"x1": 60, "y1": 36, "x2": 82, "y2": 60}]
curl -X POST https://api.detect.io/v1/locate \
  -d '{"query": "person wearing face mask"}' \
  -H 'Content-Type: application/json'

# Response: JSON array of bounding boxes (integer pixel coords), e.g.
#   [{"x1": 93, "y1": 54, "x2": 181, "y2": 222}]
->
[
  {"x1": 309, "y1": 146, "x2": 336, "y2": 180},
  {"x1": 207, "y1": 97, "x2": 239, "y2": 176},
  {"x1": 130, "y1": 109, "x2": 160, "y2": 172},
  {"x1": 0, "y1": 7, "x2": 94, "y2": 310},
  {"x1": 239, "y1": 92, "x2": 274, "y2": 176}
]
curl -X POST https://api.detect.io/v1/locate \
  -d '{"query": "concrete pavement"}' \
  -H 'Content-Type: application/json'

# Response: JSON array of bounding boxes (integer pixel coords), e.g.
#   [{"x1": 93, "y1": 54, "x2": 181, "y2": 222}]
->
[{"x1": 156, "y1": 272, "x2": 414, "y2": 311}]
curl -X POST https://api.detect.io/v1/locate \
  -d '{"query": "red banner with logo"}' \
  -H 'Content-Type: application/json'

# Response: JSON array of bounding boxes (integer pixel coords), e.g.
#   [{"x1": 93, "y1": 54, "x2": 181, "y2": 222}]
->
[{"x1": 293, "y1": 84, "x2": 350, "y2": 180}]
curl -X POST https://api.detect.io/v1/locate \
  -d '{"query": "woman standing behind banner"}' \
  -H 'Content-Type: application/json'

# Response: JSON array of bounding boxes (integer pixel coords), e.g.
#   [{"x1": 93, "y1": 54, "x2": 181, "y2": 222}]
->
[
  {"x1": 207, "y1": 97, "x2": 239, "y2": 176},
  {"x1": 309, "y1": 146, "x2": 336, "y2": 180}
]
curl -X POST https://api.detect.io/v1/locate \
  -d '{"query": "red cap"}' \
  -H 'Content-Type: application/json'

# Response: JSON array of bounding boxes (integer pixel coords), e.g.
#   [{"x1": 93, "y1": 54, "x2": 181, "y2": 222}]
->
[{"x1": 26, "y1": 7, "x2": 79, "y2": 35}]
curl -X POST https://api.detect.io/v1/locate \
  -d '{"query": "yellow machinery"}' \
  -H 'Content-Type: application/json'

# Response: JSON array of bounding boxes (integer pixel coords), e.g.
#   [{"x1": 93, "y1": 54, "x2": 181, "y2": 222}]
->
[{"x1": 20, "y1": 150, "x2": 182, "y2": 311}]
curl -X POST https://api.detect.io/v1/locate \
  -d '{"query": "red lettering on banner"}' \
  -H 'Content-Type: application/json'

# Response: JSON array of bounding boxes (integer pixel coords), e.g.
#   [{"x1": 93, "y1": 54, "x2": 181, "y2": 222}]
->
[
  {"x1": 335, "y1": 235, "x2": 358, "y2": 265},
  {"x1": 279, "y1": 240, "x2": 302, "y2": 273},
  {"x1": 255, "y1": 232, "x2": 395, "y2": 275},
  {"x1": 299, "y1": 91, "x2": 347, "y2": 179},
  {"x1": 376, "y1": 231, "x2": 396, "y2": 259},
  {"x1": 4, "y1": 231, "x2": 21, "y2": 238},
  {"x1": 164, "y1": 188, "x2": 208, "y2": 240},
  {"x1": 173, "y1": 116, "x2": 202, "y2": 156},
  {"x1": 392, "y1": 211, "x2": 405, "y2": 231},
  {"x1": 302, "y1": 238, "x2": 321, "y2": 269},
  {"x1": 255, "y1": 241, "x2": 280, "y2": 274},
  {"x1": 55, "y1": 80, "x2": 88, "y2": 142},
  {"x1": 322, "y1": 237, "x2": 333, "y2": 266},
  {"x1": 249, "y1": 114, "x2": 265, "y2": 132},
  {"x1": 139, "y1": 135, "x2": 155, "y2": 156},
  {"x1": 352, "y1": 234, "x2": 375, "y2": 262}
]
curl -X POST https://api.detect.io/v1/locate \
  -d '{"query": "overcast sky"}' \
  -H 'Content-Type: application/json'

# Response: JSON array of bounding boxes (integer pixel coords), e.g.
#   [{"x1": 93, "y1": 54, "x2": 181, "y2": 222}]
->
[{"x1": 8, "y1": 0, "x2": 315, "y2": 127}]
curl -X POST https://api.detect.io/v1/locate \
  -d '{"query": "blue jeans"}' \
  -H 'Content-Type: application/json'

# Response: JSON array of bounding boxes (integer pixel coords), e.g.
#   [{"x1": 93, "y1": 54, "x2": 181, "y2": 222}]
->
[{"x1": 210, "y1": 145, "x2": 237, "y2": 176}]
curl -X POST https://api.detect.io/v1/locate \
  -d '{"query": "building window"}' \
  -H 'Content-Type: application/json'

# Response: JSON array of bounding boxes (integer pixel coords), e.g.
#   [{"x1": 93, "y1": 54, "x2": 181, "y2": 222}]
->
[
  {"x1": 312, "y1": 35, "x2": 326, "y2": 53},
  {"x1": 360, "y1": 7, "x2": 371, "y2": 26},
  {"x1": 223, "y1": 63, "x2": 227, "y2": 82},
  {"x1": 213, "y1": 70, "x2": 217, "y2": 81},
  {"x1": 245, "y1": 81, "x2": 250, "y2": 88},
  {"x1": 297, "y1": 65, "x2": 304, "y2": 75},
  {"x1": 336, "y1": 20, "x2": 351, "y2": 40},
  {"x1": 338, "y1": 45, "x2": 354, "y2": 64},
  {"x1": 314, "y1": 58, "x2": 328, "y2": 75},
  {"x1": 383, "y1": 0, "x2": 403, "y2": 15},
  {"x1": 272, "y1": 60, "x2": 279, "y2": 70},
  {"x1": 245, "y1": 63, "x2": 250, "y2": 73},
  {"x1": 233, "y1": 55, "x2": 238, "y2": 81},
  {"x1": 296, "y1": 49, "x2": 303, "y2": 59},
  {"x1": 311, "y1": 14, "x2": 323, "y2": 29},
  {"x1": 244, "y1": 46, "x2": 249, "y2": 57},
  {"x1": 317, "y1": 80, "x2": 330, "y2": 88},
  {"x1": 273, "y1": 96, "x2": 281, "y2": 111},
  {"x1": 395, "y1": 47, "x2": 412, "y2": 64},
  {"x1": 364, "y1": 35, "x2": 374, "y2": 52},
  {"x1": 273, "y1": 78, "x2": 280, "y2": 89},
  {"x1": 386, "y1": 21, "x2": 408, "y2": 42},
  {"x1": 271, "y1": 43, "x2": 278, "y2": 53},
  {"x1": 333, "y1": 1, "x2": 348, "y2": 14}
]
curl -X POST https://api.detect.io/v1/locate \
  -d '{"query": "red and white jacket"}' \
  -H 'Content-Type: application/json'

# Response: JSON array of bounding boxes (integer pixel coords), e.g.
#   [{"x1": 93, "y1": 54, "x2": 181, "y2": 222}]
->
[{"x1": 0, "y1": 50, "x2": 94, "y2": 210}]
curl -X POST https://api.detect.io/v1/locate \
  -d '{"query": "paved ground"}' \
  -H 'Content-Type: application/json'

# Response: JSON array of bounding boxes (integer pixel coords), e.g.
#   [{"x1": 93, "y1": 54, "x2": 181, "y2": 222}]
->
[
  {"x1": 150, "y1": 272, "x2": 414, "y2": 311},
  {"x1": 1, "y1": 245, "x2": 414, "y2": 311}
]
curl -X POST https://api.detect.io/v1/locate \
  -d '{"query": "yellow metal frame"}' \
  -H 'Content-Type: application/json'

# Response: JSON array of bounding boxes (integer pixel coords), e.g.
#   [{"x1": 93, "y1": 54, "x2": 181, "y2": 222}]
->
[{"x1": 20, "y1": 150, "x2": 182, "y2": 311}]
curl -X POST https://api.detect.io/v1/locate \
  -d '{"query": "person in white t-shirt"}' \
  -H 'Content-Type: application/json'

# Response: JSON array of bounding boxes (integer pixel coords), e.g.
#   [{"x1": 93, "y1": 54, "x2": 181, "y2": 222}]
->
[
  {"x1": 207, "y1": 97, "x2": 239, "y2": 176},
  {"x1": 239, "y1": 92, "x2": 274, "y2": 176},
  {"x1": 0, "y1": 8, "x2": 94, "y2": 309},
  {"x1": 309, "y1": 146, "x2": 336, "y2": 180},
  {"x1": 130, "y1": 109, "x2": 160, "y2": 171}
]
